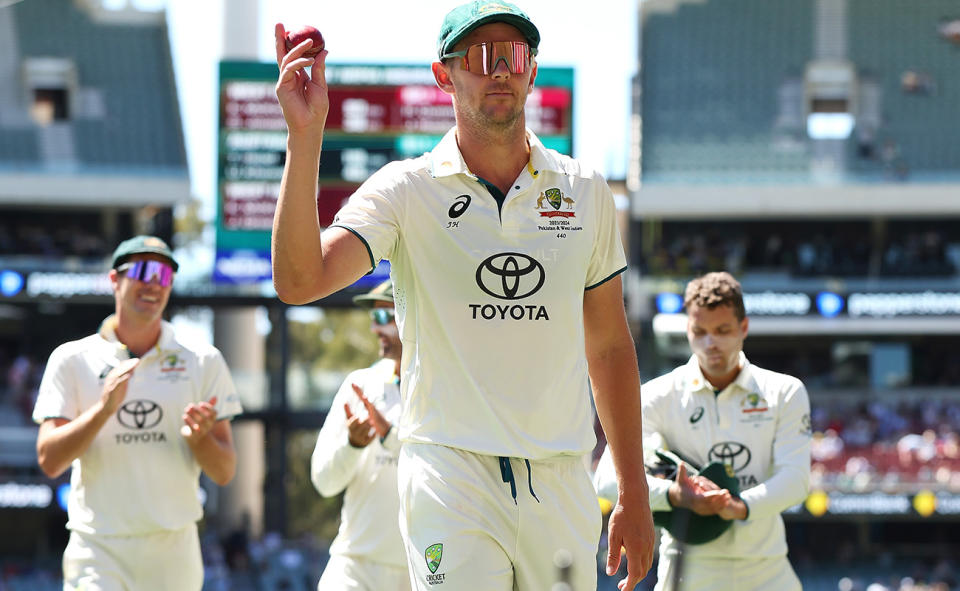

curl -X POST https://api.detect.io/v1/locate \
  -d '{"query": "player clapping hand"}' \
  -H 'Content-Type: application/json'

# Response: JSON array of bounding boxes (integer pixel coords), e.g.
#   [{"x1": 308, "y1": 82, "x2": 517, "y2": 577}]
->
[
  {"x1": 344, "y1": 384, "x2": 391, "y2": 447},
  {"x1": 180, "y1": 396, "x2": 219, "y2": 442}
]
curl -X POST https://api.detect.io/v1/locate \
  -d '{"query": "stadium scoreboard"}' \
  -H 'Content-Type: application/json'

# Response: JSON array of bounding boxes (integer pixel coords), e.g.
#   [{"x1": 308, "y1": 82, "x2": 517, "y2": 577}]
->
[{"x1": 215, "y1": 61, "x2": 574, "y2": 284}]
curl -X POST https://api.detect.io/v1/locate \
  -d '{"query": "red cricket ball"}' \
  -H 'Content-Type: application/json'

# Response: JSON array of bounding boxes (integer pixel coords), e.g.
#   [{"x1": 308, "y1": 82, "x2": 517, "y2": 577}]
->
[{"x1": 285, "y1": 25, "x2": 325, "y2": 58}]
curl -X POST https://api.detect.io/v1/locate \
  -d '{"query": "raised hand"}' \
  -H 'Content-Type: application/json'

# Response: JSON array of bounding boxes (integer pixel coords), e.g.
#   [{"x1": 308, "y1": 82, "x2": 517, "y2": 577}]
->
[
  {"x1": 181, "y1": 396, "x2": 219, "y2": 443},
  {"x1": 344, "y1": 402, "x2": 376, "y2": 448},
  {"x1": 351, "y1": 384, "x2": 391, "y2": 438},
  {"x1": 100, "y1": 358, "x2": 140, "y2": 415},
  {"x1": 274, "y1": 22, "x2": 330, "y2": 136}
]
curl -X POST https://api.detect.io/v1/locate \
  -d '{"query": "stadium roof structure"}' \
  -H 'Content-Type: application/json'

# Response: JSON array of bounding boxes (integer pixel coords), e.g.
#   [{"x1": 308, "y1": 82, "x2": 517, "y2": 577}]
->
[
  {"x1": 0, "y1": 0, "x2": 189, "y2": 207},
  {"x1": 633, "y1": 0, "x2": 960, "y2": 218}
]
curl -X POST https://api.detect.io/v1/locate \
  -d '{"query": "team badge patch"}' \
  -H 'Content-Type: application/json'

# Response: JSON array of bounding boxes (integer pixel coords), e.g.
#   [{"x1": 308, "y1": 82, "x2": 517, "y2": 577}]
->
[
  {"x1": 425, "y1": 543, "x2": 443, "y2": 574},
  {"x1": 158, "y1": 351, "x2": 188, "y2": 382},
  {"x1": 536, "y1": 188, "x2": 575, "y2": 218},
  {"x1": 545, "y1": 187, "x2": 562, "y2": 210},
  {"x1": 535, "y1": 187, "x2": 583, "y2": 234},
  {"x1": 160, "y1": 353, "x2": 186, "y2": 373},
  {"x1": 478, "y1": 3, "x2": 512, "y2": 15},
  {"x1": 741, "y1": 392, "x2": 769, "y2": 413}
]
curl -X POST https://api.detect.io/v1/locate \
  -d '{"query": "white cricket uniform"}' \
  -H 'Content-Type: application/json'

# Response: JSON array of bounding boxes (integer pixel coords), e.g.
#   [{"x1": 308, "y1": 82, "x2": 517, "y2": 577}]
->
[
  {"x1": 331, "y1": 127, "x2": 625, "y2": 590},
  {"x1": 311, "y1": 359, "x2": 410, "y2": 591},
  {"x1": 594, "y1": 353, "x2": 812, "y2": 591},
  {"x1": 33, "y1": 318, "x2": 243, "y2": 591}
]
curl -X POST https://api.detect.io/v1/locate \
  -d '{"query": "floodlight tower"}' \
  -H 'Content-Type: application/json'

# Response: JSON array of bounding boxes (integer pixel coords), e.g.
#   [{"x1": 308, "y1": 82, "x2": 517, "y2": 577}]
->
[{"x1": 215, "y1": 0, "x2": 269, "y2": 540}]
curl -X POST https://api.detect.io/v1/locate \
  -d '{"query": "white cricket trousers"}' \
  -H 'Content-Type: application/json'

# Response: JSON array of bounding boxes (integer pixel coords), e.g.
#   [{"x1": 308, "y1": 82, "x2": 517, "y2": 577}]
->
[
  {"x1": 317, "y1": 554, "x2": 412, "y2": 591},
  {"x1": 62, "y1": 523, "x2": 202, "y2": 591},
  {"x1": 398, "y1": 442, "x2": 601, "y2": 591},
  {"x1": 655, "y1": 553, "x2": 802, "y2": 591}
]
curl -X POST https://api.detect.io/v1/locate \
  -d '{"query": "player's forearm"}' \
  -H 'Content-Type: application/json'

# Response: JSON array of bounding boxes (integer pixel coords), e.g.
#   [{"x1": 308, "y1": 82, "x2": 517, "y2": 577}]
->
[
  {"x1": 739, "y1": 463, "x2": 809, "y2": 518},
  {"x1": 310, "y1": 442, "x2": 362, "y2": 497},
  {"x1": 272, "y1": 134, "x2": 325, "y2": 304},
  {"x1": 36, "y1": 402, "x2": 112, "y2": 478},
  {"x1": 592, "y1": 344, "x2": 656, "y2": 584},
  {"x1": 741, "y1": 392, "x2": 811, "y2": 518},
  {"x1": 590, "y1": 346, "x2": 649, "y2": 501},
  {"x1": 188, "y1": 427, "x2": 237, "y2": 486},
  {"x1": 584, "y1": 279, "x2": 648, "y2": 499}
]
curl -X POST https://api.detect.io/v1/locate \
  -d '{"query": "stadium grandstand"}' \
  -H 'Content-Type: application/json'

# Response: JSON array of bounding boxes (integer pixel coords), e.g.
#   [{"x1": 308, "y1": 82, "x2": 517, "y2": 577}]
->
[
  {"x1": 630, "y1": 0, "x2": 960, "y2": 589},
  {"x1": 0, "y1": 0, "x2": 190, "y2": 587}
]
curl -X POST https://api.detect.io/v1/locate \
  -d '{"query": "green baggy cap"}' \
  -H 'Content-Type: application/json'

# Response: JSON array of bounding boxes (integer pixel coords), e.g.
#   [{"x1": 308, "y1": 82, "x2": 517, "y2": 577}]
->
[
  {"x1": 111, "y1": 235, "x2": 179, "y2": 271},
  {"x1": 437, "y1": 1, "x2": 540, "y2": 58},
  {"x1": 650, "y1": 450, "x2": 741, "y2": 545},
  {"x1": 352, "y1": 279, "x2": 394, "y2": 308}
]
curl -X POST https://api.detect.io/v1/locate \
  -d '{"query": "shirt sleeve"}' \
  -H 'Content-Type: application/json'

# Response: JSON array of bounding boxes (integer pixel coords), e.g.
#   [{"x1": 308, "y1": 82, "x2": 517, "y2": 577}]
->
[
  {"x1": 640, "y1": 394, "x2": 674, "y2": 512},
  {"x1": 585, "y1": 176, "x2": 627, "y2": 290},
  {"x1": 593, "y1": 388, "x2": 674, "y2": 512},
  {"x1": 379, "y1": 384, "x2": 403, "y2": 453},
  {"x1": 32, "y1": 344, "x2": 78, "y2": 423},
  {"x1": 201, "y1": 349, "x2": 243, "y2": 420},
  {"x1": 328, "y1": 163, "x2": 404, "y2": 272},
  {"x1": 379, "y1": 425, "x2": 401, "y2": 452},
  {"x1": 738, "y1": 379, "x2": 812, "y2": 520},
  {"x1": 310, "y1": 371, "x2": 367, "y2": 497}
]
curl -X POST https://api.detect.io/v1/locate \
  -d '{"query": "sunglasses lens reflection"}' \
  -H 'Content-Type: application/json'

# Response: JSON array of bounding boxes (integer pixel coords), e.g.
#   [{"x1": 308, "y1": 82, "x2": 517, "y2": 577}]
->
[
  {"x1": 464, "y1": 41, "x2": 531, "y2": 75},
  {"x1": 370, "y1": 309, "x2": 395, "y2": 325},
  {"x1": 124, "y1": 261, "x2": 174, "y2": 287}
]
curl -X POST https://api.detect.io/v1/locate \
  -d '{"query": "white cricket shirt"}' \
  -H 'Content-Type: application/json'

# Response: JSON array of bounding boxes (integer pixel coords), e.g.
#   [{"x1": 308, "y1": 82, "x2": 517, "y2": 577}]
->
[
  {"x1": 595, "y1": 353, "x2": 811, "y2": 558},
  {"x1": 33, "y1": 318, "x2": 243, "y2": 536},
  {"x1": 311, "y1": 359, "x2": 406, "y2": 567},
  {"x1": 331, "y1": 128, "x2": 627, "y2": 460}
]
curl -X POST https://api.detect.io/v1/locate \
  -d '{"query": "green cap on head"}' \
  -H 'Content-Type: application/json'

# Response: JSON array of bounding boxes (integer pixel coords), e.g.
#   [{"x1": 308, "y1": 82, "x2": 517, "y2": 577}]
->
[
  {"x1": 111, "y1": 235, "x2": 179, "y2": 271},
  {"x1": 437, "y1": 1, "x2": 540, "y2": 58},
  {"x1": 352, "y1": 279, "x2": 394, "y2": 308}
]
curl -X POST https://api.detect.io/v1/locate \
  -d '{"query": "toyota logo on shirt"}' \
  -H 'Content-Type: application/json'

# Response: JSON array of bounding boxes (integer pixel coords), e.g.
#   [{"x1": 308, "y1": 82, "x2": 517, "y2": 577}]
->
[
  {"x1": 117, "y1": 399, "x2": 163, "y2": 430},
  {"x1": 475, "y1": 252, "x2": 545, "y2": 300},
  {"x1": 707, "y1": 441, "x2": 751, "y2": 473}
]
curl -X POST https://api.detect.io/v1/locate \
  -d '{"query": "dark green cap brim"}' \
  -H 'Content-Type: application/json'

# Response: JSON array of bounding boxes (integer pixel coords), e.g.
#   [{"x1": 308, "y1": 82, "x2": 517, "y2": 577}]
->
[
  {"x1": 352, "y1": 279, "x2": 394, "y2": 308},
  {"x1": 653, "y1": 508, "x2": 732, "y2": 545}
]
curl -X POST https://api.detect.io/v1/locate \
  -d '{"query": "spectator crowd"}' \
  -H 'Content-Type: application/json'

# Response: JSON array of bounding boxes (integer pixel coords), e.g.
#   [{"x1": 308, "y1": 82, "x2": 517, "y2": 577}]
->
[{"x1": 640, "y1": 221, "x2": 959, "y2": 278}]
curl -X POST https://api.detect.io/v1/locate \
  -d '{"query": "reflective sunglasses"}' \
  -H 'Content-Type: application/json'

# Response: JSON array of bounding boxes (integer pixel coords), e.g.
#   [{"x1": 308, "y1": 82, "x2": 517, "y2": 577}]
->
[
  {"x1": 441, "y1": 41, "x2": 537, "y2": 75},
  {"x1": 369, "y1": 308, "x2": 395, "y2": 326},
  {"x1": 117, "y1": 260, "x2": 174, "y2": 287}
]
